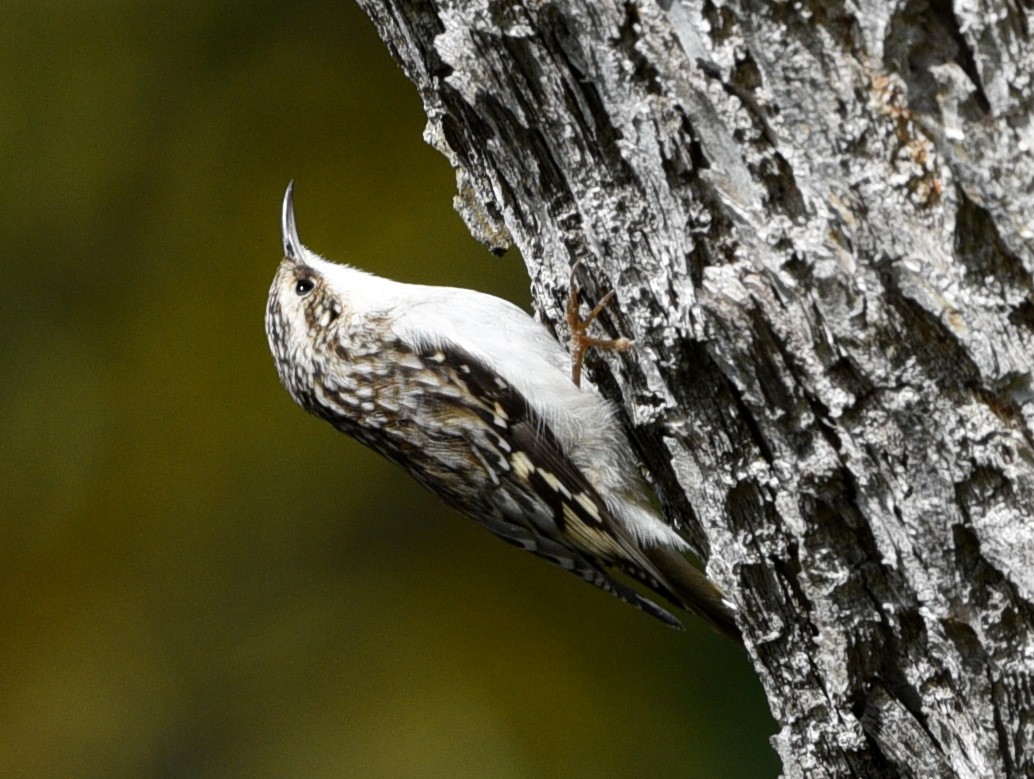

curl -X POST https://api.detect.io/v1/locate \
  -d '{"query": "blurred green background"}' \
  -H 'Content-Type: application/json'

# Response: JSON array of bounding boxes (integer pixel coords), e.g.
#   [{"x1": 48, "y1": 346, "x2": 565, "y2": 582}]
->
[{"x1": 0, "y1": 2, "x2": 777, "y2": 776}]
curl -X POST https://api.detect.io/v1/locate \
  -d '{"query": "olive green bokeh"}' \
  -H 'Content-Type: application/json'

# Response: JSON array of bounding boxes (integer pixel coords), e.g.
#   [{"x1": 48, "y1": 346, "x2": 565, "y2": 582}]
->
[{"x1": 0, "y1": 2, "x2": 777, "y2": 776}]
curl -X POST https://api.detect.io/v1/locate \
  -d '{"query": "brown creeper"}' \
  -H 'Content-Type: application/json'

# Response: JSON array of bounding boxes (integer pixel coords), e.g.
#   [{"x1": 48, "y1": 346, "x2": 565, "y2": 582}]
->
[{"x1": 265, "y1": 183, "x2": 738, "y2": 638}]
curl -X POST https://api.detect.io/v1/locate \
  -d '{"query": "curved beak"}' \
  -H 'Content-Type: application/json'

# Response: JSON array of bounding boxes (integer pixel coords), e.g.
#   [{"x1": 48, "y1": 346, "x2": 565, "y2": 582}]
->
[{"x1": 281, "y1": 181, "x2": 305, "y2": 264}]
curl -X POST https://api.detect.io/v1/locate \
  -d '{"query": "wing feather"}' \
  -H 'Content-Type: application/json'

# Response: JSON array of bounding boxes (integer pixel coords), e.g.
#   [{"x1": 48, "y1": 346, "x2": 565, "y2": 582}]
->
[{"x1": 409, "y1": 341, "x2": 686, "y2": 629}]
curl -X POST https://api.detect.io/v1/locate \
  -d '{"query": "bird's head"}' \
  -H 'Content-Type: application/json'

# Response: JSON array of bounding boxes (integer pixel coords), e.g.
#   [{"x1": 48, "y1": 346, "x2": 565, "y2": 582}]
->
[{"x1": 265, "y1": 182, "x2": 350, "y2": 408}]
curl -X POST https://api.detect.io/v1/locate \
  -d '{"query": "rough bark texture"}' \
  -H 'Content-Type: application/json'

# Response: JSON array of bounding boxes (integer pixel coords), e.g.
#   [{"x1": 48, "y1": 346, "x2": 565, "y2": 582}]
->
[{"x1": 353, "y1": 0, "x2": 1034, "y2": 775}]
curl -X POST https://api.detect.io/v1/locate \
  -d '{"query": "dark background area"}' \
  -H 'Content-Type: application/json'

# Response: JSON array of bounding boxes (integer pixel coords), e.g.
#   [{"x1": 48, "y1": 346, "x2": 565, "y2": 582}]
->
[{"x1": 0, "y1": 2, "x2": 777, "y2": 775}]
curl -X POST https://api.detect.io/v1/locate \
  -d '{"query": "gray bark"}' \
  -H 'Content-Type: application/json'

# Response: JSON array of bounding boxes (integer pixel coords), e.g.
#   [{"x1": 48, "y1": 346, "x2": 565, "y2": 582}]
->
[{"x1": 353, "y1": 0, "x2": 1034, "y2": 775}]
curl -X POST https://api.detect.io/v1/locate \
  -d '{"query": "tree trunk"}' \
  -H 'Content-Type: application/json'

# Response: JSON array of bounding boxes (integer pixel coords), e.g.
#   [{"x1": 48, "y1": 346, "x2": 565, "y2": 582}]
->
[{"x1": 352, "y1": 0, "x2": 1034, "y2": 775}]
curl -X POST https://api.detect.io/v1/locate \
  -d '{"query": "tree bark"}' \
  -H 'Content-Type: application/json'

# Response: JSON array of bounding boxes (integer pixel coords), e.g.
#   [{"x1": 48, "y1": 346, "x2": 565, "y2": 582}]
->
[{"x1": 353, "y1": 0, "x2": 1034, "y2": 775}]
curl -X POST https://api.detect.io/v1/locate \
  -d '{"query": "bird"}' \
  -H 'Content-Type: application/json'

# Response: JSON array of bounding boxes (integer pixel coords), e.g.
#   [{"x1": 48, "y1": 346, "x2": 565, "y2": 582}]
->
[{"x1": 265, "y1": 182, "x2": 739, "y2": 638}]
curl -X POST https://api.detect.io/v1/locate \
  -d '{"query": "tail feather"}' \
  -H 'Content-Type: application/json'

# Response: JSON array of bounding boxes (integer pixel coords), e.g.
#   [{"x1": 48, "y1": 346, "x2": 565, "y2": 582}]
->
[{"x1": 643, "y1": 547, "x2": 741, "y2": 641}]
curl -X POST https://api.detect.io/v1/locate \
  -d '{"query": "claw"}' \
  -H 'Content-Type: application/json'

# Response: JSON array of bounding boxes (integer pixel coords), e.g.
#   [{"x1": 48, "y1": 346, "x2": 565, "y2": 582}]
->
[{"x1": 566, "y1": 265, "x2": 633, "y2": 388}]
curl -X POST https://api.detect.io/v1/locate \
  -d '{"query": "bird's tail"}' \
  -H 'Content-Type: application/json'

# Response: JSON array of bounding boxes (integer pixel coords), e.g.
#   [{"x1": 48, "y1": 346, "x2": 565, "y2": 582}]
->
[{"x1": 644, "y1": 546, "x2": 741, "y2": 641}]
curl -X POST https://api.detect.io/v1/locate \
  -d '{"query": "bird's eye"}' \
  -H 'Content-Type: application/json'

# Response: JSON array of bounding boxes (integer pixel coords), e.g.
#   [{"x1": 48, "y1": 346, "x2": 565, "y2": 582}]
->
[{"x1": 295, "y1": 278, "x2": 315, "y2": 296}]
